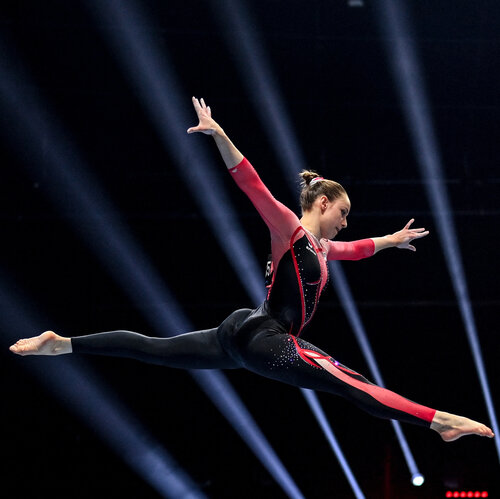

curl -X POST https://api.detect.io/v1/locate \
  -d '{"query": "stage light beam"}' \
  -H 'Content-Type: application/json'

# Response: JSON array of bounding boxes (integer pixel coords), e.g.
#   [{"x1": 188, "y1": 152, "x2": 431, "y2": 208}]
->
[
  {"x1": 301, "y1": 389, "x2": 365, "y2": 499},
  {"x1": 329, "y1": 261, "x2": 424, "y2": 483},
  {"x1": 0, "y1": 278, "x2": 205, "y2": 499},
  {"x1": 89, "y1": 0, "x2": 266, "y2": 305},
  {"x1": 89, "y1": 0, "x2": 355, "y2": 493},
  {"x1": 376, "y1": 0, "x2": 499, "y2": 462},
  {"x1": 212, "y1": 0, "x2": 423, "y2": 487},
  {"x1": 0, "y1": 32, "x2": 303, "y2": 499}
]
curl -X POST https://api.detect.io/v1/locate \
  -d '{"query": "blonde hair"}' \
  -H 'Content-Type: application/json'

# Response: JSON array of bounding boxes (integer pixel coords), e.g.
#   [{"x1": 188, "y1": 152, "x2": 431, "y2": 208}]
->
[{"x1": 299, "y1": 170, "x2": 347, "y2": 213}]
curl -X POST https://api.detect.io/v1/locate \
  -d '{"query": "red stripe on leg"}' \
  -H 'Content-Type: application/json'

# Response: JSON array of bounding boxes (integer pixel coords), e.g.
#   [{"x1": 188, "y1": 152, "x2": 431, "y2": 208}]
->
[{"x1": 291, "y1": 336, "x2": 436, "y2": 423}]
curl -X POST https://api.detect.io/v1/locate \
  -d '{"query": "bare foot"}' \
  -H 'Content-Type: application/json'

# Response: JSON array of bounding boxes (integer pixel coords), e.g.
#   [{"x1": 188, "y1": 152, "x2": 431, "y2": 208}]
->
[
  {"x1": 9, "y1": 331, "x2": 72, "y2": 356},
  {"x1": 431, "y1": 411, "x2": 495, "y2": 442}
]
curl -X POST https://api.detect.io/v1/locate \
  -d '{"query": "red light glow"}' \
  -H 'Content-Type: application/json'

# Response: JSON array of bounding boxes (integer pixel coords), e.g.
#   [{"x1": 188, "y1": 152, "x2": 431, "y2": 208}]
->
[{"x1": 445, "y1": 492, "x2": 488, "y2": 498}]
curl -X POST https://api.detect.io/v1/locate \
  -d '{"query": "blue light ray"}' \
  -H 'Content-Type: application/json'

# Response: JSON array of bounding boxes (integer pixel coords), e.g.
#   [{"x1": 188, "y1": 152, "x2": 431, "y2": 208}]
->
[
  {"x1": 301, "y1": 389, "x2": 365, "y2": 499},
  {"x1": 330, "y1": 261, "x2": 423, "y2": 482},
  {"x1": 1, "y1": 279, "x2": 205, "y2": 499},
  {"x1": 87, "y1": 2, "x2": 310, "y2": 494},
  {"x1": 0, "y1": 36, "x2": 303, "y2": 499},
  {"x1": 90, "y1": 0, "x2": 265, "y2": 305},
  {"x1": 191, "y1": 369, "x2": 304, "y2": 499},
  {"x1": 376, "y1": 0, "x2": 499, "y2": 462},
  {"x1": 211, "y1": 0, "x2": 423, "y2": 487},
  {"x1": 208, "y1": 0, "x2": 306, "y2": 194},
  {"x1": 209, "y1": 0, "x2": 366, "y2": 487}
]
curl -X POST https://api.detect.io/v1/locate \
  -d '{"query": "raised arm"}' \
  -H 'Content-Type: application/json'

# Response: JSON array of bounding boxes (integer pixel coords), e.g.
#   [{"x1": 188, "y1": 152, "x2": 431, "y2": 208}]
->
[
  {"x1": 187, "y1": 97, "x2": 299, "y2": 240},
  {"x1": 187, "y1": 96, "x2": 243, "y2": 169}
]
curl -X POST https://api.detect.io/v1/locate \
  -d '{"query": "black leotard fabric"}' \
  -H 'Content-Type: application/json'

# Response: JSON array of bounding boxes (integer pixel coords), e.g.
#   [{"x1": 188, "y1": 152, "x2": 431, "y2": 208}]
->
[{"x1": 72, "y1": 158, "x2": 436, "y2": 427}]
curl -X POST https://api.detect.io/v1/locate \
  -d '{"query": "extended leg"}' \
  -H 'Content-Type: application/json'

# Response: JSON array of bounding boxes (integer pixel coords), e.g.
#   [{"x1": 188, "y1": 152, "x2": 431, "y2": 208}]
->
[
  {"x1": 237, "y1": 330, "x2": 494, "y2": 439},
  {"x1": 10, "y1": 328, "x2": 238, "y2": 370},
  {"x1": 240, "y1": 331, "x2": 434, "y2": 426}
]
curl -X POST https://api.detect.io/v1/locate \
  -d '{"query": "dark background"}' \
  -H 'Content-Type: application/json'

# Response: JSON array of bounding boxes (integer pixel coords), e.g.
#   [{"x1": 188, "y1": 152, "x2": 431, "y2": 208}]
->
[{"x1": 1, "y1": 1, "x2": 499, "y2": 497}]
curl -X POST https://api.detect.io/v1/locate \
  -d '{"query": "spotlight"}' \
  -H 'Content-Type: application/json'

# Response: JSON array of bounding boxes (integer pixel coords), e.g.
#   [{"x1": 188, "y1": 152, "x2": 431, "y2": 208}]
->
[
  {"x1": 330, "y1": 261, "x2": 424, "y2": 483},
  {"x1": 411, "y1": 473, "x2": 424, "y2": 487}
]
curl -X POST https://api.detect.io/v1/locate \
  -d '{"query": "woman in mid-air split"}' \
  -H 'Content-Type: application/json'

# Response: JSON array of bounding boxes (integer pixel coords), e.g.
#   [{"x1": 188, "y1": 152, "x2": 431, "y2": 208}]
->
[{"x1": 10, "y1": 97, "x2": 494, "y2": 443}]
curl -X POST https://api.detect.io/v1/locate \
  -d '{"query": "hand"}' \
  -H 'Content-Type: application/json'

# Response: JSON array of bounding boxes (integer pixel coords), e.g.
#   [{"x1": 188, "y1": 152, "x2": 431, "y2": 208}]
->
[
  {"x1": 389, "y1": 218, "x2": 429, "y2": 251},
  {"x1": 187, "y1": 96, "x2": 221, "y2": 135}
]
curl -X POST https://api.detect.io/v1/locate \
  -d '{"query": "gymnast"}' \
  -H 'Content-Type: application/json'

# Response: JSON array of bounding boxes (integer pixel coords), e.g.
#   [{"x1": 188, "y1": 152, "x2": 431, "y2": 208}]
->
[{"x1": 10, "y1": 97, "x2": 494, "y2": 442}]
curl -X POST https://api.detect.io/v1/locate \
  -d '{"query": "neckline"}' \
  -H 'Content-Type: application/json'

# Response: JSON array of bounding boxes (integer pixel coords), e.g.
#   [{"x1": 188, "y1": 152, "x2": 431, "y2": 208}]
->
[{"x1": 304, "y1": 227, "x2": 323, "y2": 247}]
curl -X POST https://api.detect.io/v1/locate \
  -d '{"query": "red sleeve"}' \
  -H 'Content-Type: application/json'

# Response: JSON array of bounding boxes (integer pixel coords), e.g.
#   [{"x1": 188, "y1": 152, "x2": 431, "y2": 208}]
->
[
  {"x1": 229, "y1": 157, "x2": 300, "y2": 241},
  {"x1": 326, "y1": 239, "x2": 375, "y2": 261}
]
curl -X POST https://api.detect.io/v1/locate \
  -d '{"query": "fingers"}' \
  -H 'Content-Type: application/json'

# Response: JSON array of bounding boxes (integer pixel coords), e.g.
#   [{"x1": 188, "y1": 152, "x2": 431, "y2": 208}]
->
[
  {"x1": 408, "y1": 228, "x2": 429, "y2": 237},
  {"x1": 402, "y1": 219, "x2": 429, "y2": 239},
  {"x1": 195, "y1": 96, "x2": 209, "y2": 112},
  {"x1": 191, "y1": 96, "x2": 211, "y2": 116},
  {"x1": 186, "y1": 125, "x2": 213, "y2": 135},
  {"x1": 404, "y1": 218, "x2": 415, "y2": 230},
  {"x1": 188, "y1": 96, "x2": 212, "y2": 134},
  {"x1": 396, "y1": 241, "x2": 416, "y2": 251},
  {"x1": 413, "y1": 230, "x2": 429, "y2": 238},
  {"x1": 192, "y1": 96, "x2": 202, "y2": 111}
]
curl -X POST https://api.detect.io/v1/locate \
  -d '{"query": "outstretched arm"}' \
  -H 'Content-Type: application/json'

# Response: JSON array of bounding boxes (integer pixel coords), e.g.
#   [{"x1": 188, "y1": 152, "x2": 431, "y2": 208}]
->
[
  {"x1": 326, "y1": 219, "x2": 428, "y2": 260},
  {"x1": 372, "y1": 218, "x2": 429, "y2": 253},
  {"x1": 187, "y1": 96, "x2": 300, "y2": 240},
  {"x1": 187, "y1": 96, "x2": 243, "y2": 169}
]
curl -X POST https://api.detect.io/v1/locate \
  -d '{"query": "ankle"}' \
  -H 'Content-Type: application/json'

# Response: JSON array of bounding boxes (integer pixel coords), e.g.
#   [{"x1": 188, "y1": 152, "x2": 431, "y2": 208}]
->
[
  {"x1": 432, "y1": 411, "x2": 453, "y2": 426},
  {"x1": 41, "y1": 331, "x2": 72, "y2": 355},
  {"x1": 53, "y1": 337, "x2": 72, "y2": 355},
  {"x1": 430, "y1": 411, "x2": 454, "y2": 433}
]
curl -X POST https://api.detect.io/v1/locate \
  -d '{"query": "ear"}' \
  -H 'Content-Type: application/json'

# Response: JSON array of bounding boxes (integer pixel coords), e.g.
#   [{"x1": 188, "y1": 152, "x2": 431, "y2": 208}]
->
[{"x1": 319, "y1": 195, "x2": 329, "y2": 213}]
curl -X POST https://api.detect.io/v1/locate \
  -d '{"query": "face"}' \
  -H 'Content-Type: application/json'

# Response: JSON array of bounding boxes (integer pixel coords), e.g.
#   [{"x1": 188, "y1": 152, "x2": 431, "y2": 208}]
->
[{"x1": 320, "y1": 194, "x2": 351, "y2": 239}]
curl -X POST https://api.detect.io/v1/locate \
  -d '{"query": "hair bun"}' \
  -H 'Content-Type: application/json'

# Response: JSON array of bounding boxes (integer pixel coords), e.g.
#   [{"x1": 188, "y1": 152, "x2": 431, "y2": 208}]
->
[
  {"x1": 298, "y1": 170, "x2": 347, "y2": 213},
  {"x1": 299, "y1": 170, "x2": 321, "y2": 187}
]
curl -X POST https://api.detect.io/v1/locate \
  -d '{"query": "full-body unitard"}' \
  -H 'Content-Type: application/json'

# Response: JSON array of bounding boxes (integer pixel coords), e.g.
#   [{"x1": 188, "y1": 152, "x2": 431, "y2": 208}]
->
[{"x1": 73, "y1": 158, "x2": 436, "y2": 427}]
